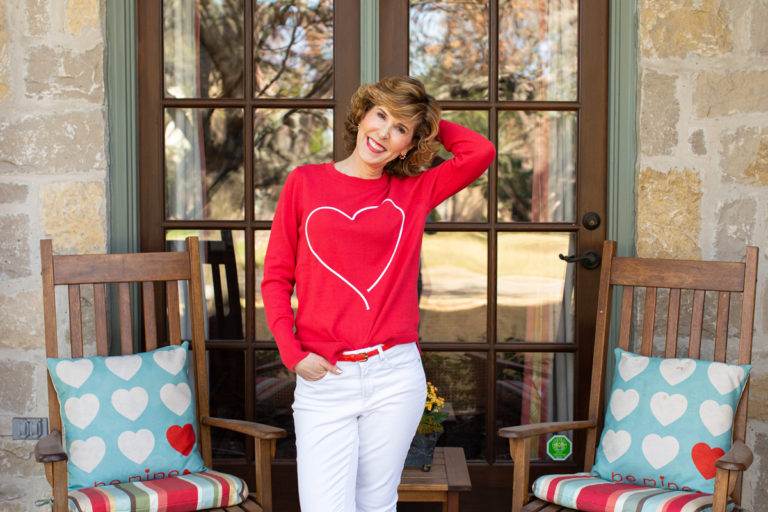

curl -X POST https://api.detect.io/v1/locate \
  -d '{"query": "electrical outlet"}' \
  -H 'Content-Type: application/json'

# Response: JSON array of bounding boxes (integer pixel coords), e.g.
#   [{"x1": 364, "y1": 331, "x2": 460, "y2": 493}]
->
[{"x1": 11, "y1": 417, "x2": 48, "y2": 440}]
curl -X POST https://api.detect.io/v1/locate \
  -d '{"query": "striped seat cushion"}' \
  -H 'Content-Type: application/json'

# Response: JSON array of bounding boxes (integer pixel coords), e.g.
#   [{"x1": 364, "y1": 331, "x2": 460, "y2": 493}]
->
[
  {"x1": 532, "y1": 473, "x2": 735, "y2": 512},
  {"x1": 67, "y1": 470, "x2": 248, "y2": 512}
]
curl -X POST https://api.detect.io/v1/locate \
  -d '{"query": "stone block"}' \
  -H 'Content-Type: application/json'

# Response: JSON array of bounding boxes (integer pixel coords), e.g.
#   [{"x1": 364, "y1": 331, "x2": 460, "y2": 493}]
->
[
  {"x1": 0, "y1": 290, "x2": 43, "y2": 350},
  {"x1": 25, "y1": 0, "x2": 49, "y2": 37},
  {"x1": 639, "y1": 0, "x2": 733, "y2": 58},
  {"x1": 750, "y1": 0, "x2": 768, "y2": 55},
  {"x1": 40, "y1": 181, "x2": 106, "y2": 254},
  {"x1": 636, "y1": 167, "x2": 702, "y2": 259},
  {"x1": 0, "y1": 1, "x2": 8, "y2": 102},
  {"x1": 694, "y1": 71, "x2": 768, "y2": 117},
  {"x1": 0, "y1": 359, "x2": 36, "y2": 414},
  {"x1": 0, "y1": 110, "x2": 106, "y2": 174},
  {"x1": 25, "y1": 44, "x2": 104, "y2": 102},
  {"x1": 639, "y1": 70, "x2": 679, "y2": 156},
  {"x1": 720, "y1": 126, "x2": 768, "y2": 185},
  {"x1": 0, "y1": 214, "x2": 31, "y2": 279},
  {"x1": 688, "y1": 129, "x2": 706, "y2": 155},
  {"x1": 66, "y1": 0, "x2": 100, "y2": 35},
  {"x1": 715, "y1": 197, "x2": 756, "y2": 260},
  {"x1": 0, "y1": 183, "x2": 28, "y2": 203}
]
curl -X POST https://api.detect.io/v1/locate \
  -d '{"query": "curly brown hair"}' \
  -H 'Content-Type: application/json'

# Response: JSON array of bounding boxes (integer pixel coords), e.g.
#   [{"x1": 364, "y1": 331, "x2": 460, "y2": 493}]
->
[{"x1": 343, "y1": 75, "x2": 442, "y2": 178}]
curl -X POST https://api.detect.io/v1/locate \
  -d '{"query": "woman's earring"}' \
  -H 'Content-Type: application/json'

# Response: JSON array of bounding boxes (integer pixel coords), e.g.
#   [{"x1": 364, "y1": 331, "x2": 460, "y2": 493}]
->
[{"x1": 400, "y1": 153, "x2": 406, "y2": 159}]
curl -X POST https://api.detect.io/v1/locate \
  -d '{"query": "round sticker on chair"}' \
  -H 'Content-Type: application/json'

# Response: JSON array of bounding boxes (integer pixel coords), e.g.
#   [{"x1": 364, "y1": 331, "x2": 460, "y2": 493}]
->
[{"x1": 547, "y1": 435, "x2": 573, "y2": 461}]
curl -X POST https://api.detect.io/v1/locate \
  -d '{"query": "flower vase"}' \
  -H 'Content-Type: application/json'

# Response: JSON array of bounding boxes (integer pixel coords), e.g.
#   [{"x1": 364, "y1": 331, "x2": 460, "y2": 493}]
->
[{"x1": 404, "y1": 431, "x2": 441, "y2": 471}]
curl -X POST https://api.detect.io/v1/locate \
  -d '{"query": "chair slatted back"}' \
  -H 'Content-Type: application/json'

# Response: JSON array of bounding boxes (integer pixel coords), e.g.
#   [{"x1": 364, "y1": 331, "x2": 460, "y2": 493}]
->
[
  {"x1": 584, "y1": 241, "x2": 758, "y2": 496},
  {"x1": 40, "y1": 236, "x2": 212, "y2": 499}
]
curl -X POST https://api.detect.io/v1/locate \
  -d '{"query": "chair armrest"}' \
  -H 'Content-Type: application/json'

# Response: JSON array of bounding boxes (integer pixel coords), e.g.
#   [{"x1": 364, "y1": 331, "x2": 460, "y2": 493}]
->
[
  {"x1": 498, "y1": 420, "x2": 596, "y2": 439},
  {"x1": 201, "y1": 416, "x2": 287, "y2": 440},
  {"x1": 34, "y1": 430, "x2": 67, "y2": 463},
  {"x1": 715, "y1": 440, "x2": 753, "y2": 471}
]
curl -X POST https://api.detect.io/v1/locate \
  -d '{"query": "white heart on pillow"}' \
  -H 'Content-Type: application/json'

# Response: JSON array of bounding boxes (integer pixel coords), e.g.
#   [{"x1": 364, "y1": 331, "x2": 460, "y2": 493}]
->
[
  {"x1": 69, "y1": 436, "x2": 105, "y2": 473},
  {"x1": 106, "y1": 355, "x2": 142, "y2": 381},
  {"x1": 111, "y1": 387, "x2": 149, "y2": 421},
  {"x1": 707, "y1": 362, "x2": 745, "y2": 395},
  {"x1": 618, "y1": 353, "x2": 649, "y2": 382},
  {"x1": 65, "y1": 394, "x2": 99, "y2": 430},
  {"x1": 659, "y1": 358, "x2": 696, "y2": 386},
  {"x1": 117, "y1": 429, "x2": 155, "y2": 464},
  {"x1": 699, "y1": 400, "x2": 733, "y2": 437},
  {"x1": 642, "y1": 434, "x2": 679, "y2": 469},
  {"x1": 160, "y1": 382, "x2": 192, "y2": 416},
  {"x1": 609, "y1": 389, "x2": 639, "y2": 421},
  {"x1": 56, "y1": 360, "x2": 93, "y2": 389},
  {"x1": 601, "y1": 430, "x2": 631, "y2": 463},
  {"x1": 153, "y1": 347, "x2": 186, "y2": 376},
  {"x1": 650, "y1": 391, "x2": 687, "y2": 426}
]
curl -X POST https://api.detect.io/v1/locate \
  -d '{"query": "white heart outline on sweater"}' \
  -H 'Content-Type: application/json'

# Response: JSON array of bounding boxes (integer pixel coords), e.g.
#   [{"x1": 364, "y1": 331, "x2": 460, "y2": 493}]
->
[{"x1": 305, "y1": 198, "x2": 405, "y2": 311}]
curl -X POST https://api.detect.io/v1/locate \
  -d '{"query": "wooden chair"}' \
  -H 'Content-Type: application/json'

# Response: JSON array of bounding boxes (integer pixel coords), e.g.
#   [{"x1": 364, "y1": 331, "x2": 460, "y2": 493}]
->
[
  {"x1": 33, "y1": 236, "x2": 286, "y2": 512},
  {"x1": 498, "y1": 240, "x2": 758, "y2": 512}
]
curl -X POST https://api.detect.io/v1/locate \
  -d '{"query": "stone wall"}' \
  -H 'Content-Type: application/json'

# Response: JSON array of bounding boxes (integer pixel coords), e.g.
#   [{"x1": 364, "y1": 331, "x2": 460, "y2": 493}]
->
[
  {"x1": 0, "y1": 0, "x2": 106, "y2": 510},
  {"x1": 637, "y1": 1, "x2": 767, "y2": 509}
]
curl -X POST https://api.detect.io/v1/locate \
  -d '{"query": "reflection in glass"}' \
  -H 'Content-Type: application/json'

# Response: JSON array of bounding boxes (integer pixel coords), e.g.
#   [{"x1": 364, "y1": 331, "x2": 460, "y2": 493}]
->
[
  {"x1": 419, "y1": 232, "x2": 487, "y2": 342},
  {"x1": 254, "y1": 108, "x2": 333, "y2": 219},
  {"x1": 254, "y1": 350, "x2": 297, "y2": 460},
  {"x1": 166, "y1": 230, "x2": 246, "y2": 340},
  {"x1": 165, "y1": 108, "x2": 244, "y2": 220},
  {"x1": 409, "y1": 0, "x2": 489, "y2": 100},
  {"x1": 207, "y1": 349, "x2": 246, "y2": 458},
  {"x1": 164, "y1": 0, "x2": 244, "y2": 98},
  {"x1": 498, "y1": 0, "x2": 578, "y2": 101},
  {"x1": 497, "y1": 232, "x2": 575, "y2": 344},
  {"x1": 254, "y1": 230, "x2": 299, "y2": 341},
  {"x1": 497, "y1": 110, "x2": 576, "y2": 222},
  {"x1": 422, "y1": 351, "x2": 487, "y2": 461},
  {"x1": 495, "y1": 352, "x2": 574, "y2": 461},
  {"x1": 253, "y1": 0, "x2": 333, "y2": 98},
  {"x1": 428, "y1": 111, "x2": 489, "y2": 222}
]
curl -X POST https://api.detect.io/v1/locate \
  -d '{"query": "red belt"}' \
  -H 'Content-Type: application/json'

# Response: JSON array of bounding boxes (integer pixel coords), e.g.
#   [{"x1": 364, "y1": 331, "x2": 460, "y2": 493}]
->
[{"x1": 337, "y1": 342, "x2": 397, "y2": 362}]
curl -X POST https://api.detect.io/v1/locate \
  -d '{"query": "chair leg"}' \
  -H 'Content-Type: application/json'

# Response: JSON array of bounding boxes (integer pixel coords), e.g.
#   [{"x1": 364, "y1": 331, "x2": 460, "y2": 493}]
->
[
  {"x1": 254, "y1": 438, "x2": 276, "y2": 512},
  {"x1": 510, "y1": 438, "x2": 531, "y2": 512},
  {"x1": 712, "y1": 468, "x2": 732, "y2": 512}
]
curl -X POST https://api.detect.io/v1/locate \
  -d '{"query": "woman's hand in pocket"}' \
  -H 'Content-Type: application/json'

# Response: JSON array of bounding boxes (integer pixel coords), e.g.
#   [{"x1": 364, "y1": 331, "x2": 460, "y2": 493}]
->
[{"x1": 295, "y1": 353, "x2": 342, "y2": 381}]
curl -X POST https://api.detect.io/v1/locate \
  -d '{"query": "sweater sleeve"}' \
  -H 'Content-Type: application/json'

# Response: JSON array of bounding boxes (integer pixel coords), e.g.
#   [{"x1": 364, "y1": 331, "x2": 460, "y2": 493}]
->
[
  {"x1": 420, "y1": 119, "x2": 496, "y2": 210},
  {"x1": 260, "y1": 169, "x2": 311, "y2": 372}
]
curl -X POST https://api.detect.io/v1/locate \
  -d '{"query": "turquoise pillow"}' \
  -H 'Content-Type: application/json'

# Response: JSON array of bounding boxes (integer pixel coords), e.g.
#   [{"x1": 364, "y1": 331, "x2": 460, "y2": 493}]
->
[
  {"x1": 46, "y1": 342, "x2": 206, "y2": 490},
  {"x1": 592, "y1": 348, "x2": 750, "y2": 494}
]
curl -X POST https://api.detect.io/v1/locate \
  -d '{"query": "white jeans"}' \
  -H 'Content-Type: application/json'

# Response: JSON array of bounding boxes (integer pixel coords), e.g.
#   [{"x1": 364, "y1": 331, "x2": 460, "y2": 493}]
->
[{"x1": 292, "y1": 341, "x2": 427, "y2": 512}]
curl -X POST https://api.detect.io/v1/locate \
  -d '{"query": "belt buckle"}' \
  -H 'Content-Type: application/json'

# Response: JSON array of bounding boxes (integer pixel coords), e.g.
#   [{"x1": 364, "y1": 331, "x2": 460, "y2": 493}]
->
[{"x1": 360, "y1": 353, "x2": 369, "y2": 361}]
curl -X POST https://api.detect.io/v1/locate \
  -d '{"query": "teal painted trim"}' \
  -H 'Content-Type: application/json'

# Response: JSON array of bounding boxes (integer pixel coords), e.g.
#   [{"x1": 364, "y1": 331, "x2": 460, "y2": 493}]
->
[
  {"x1": 106, "y1": 0, "x2": 140, "y2": 353},
  {"x1": 360, "y1": 0, "x2": 379, "y2": 84},
  {"x1": 605, "y1": 0, "x2": 638, "y2": 390}
]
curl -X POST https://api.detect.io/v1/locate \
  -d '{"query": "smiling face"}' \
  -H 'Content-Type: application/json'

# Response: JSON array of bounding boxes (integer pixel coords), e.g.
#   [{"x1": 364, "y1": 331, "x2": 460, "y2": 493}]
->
[{"x1": 355, "y1": 105, "x2": 418, "y2": 167}]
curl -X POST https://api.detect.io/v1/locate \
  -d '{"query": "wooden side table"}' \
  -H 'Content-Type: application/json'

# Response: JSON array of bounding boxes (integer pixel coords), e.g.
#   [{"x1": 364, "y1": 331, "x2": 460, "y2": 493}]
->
[{"x1": 398, "y1": 447, "x2": 471, "y2": 512}]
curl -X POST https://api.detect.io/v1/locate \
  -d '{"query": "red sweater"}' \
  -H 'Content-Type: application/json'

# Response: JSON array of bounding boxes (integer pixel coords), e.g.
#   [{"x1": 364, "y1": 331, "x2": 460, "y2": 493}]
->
[{"x1": 261, "y1": 119, "x2": 496, "y2": 371}]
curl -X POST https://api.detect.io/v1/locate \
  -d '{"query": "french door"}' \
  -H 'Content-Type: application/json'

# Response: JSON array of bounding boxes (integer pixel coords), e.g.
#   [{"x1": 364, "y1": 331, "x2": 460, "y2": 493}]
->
[{"x1": 137, "y1": 1, "x2": 608, "y2": 509}]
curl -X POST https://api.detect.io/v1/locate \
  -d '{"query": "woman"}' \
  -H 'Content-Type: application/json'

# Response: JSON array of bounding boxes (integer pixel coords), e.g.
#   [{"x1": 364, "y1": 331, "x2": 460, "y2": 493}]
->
[{"x1": 261, "y1": 75, "x2": 495, "y2": 511}]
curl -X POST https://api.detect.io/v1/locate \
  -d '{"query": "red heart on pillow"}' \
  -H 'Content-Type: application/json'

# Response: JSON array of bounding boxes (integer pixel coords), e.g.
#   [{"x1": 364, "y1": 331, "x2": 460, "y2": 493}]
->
[
  {"x1": 692, "y1": 442, "x2": 725, "y2": 480},
  {"x1": 166, "y1": 424, "x2": 196, "y2": 456}
]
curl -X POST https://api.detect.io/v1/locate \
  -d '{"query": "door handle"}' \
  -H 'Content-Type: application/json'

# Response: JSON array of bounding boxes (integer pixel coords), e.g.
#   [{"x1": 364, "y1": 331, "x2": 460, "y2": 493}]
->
[{"x1": 558, "y1": 251, "x2": 601, "y2": 270}]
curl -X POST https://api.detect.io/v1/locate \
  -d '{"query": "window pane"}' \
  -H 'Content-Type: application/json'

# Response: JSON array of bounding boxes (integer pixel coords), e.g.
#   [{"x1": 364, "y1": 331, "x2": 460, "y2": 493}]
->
[
  {"x1": 254, "y1": 230, "x2": 298, "y2": 341},
  {"x1": 497, "y1": 110, "x2": 577, "y2": 222},
  {"x1": 496, "y1": 232, "x2": 575, "y2": 344},
  {"x1": 422, "y1": 351, "x2": 487, "y2": 461},
  {"x1": 419, "y1": 232, "x2": 487, "y2": 342},
  {"x1": 166, "y1": 230, "x2": 246, "y2": 340},
  {"x1": 164, "y1": 108, "x2": 245, "y2": 221},
  {"x1": 498, "y1": 0, "x2": 578, "y2": 101},
  {"x1": 254, "y1": 349, "x2": 297, "y2": 460},
  {"x1": 253, "y1": 0, "x2": 334, "y2": 98},
  {"x1": 207, "y1": 349, "x2": 246, "y2": 458},
  {"x1": 254, "y1": 108, "x2": 333, "y2": 220},
  {"x1": 409, "y1": 0, "x2": 489, "y2": 100},
  {"x1": 495, "y1": 352, "x2": 574, "y2": 461},
  {"x1": 428, "y1": 110, "x2": 489, "y2": 222},
  {"x1": 164, "y1": 0, "x2": 244, "y2": 98}
]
